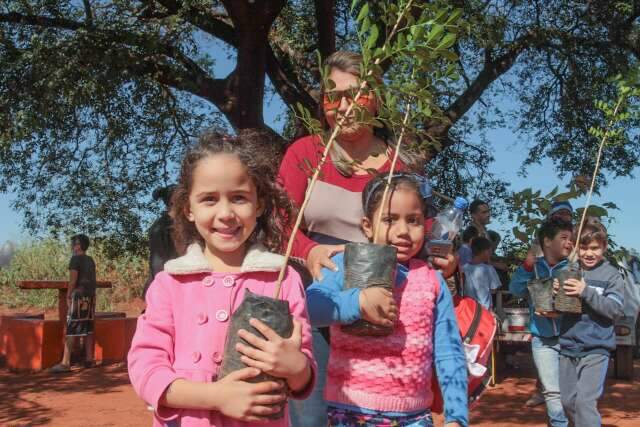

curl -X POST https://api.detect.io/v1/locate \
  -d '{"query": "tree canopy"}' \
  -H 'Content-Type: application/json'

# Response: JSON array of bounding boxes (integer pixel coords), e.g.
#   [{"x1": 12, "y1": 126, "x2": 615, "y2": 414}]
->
[{"x1": 0, "y1": 0, "x2": 638, "y2": 251}]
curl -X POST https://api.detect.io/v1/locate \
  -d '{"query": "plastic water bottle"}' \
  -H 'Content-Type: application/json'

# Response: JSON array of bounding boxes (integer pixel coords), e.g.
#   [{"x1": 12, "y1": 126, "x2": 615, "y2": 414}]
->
[
  {"x1": 431, "y1": 197, "x2": 469, "y2": 241},
  {"x1": 425, "y1": 196, "x2": 468, "y2": 258}
]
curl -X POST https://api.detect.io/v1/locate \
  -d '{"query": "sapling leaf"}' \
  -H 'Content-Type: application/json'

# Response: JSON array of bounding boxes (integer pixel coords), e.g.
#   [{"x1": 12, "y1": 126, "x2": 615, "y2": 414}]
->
[{"x1": 357, "y1": 3, "x2": 369, "y2": 23}]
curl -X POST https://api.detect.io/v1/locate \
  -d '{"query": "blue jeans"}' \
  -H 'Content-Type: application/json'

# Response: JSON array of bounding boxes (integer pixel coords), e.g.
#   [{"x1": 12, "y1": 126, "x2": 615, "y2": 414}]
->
[
  {"x1": 531, "y1": 336, "x2": 568, "y2": 427},
  {"x1": 289, "y1": 328, "x2": 330, "y2": 427}
]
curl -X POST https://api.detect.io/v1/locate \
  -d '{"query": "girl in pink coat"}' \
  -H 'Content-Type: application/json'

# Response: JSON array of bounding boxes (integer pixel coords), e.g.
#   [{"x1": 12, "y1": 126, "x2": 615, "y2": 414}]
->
[{"x1": 128, "y1": 131, "x2": 316, "y2": 427}]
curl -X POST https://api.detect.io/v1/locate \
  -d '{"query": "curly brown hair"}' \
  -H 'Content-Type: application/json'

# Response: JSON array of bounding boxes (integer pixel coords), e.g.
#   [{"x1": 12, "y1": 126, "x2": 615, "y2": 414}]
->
[{"x1": 170, "y1": 129, "x2": 294, "y2": 255}]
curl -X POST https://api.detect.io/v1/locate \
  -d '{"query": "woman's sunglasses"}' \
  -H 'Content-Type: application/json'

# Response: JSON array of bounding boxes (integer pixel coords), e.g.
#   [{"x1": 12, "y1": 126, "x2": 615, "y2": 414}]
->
[{"x1": 322, "y1": 88, "x2": 373, "y2": 111}]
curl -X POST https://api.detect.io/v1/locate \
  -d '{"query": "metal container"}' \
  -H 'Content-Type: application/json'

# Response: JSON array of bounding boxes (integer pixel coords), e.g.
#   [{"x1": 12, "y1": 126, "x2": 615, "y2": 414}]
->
[
  {"x1": 500, "y1": 307, "x2": 530, "y2": 333},
  {"x1": 554, "y1": 263, "x2": 583, "y2": 314},
  {"x1": 527, "y1": 277, "x2": 555, "y2": 314}
]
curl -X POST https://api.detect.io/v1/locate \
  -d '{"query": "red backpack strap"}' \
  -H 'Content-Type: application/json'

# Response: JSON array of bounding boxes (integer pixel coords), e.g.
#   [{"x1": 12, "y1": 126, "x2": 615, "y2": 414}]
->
[{"x1": 462, "y1": 299, "x2": 484, "y2": 344}]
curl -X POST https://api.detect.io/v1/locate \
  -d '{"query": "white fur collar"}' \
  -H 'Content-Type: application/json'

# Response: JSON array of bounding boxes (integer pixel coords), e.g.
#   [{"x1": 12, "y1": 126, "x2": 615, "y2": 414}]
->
[{"x1": 164, "y1": 243, "x2": 286, "y2": 275}]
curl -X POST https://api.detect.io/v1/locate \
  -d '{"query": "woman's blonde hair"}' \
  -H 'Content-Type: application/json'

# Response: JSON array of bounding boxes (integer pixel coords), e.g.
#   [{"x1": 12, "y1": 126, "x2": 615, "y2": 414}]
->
[{"x1": 321, "y1": 51, "x2": 422, "y2": 176}]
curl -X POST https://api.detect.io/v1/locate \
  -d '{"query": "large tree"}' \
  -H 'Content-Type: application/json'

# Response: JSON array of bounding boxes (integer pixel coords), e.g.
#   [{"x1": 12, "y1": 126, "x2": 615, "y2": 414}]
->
[{"x1": 0, "y1": 0, "x2": 638, "y2": 250}]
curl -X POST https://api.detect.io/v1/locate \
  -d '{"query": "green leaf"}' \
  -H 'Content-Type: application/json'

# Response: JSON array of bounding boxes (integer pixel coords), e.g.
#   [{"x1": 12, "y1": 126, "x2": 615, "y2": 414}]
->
[
  {"x1": 412, "y1": 25, "x2": 424, "y2": 41},
  {"x1": 513, "y1": 227, "x2": 529, "y2": 243},
  {"x1": 427, "y1": 24, "x2": 444, "y2": 43},
  {"x1": 446, "y1": 9, "x2": 464, "y2": 25},
  {"x1": 586, "y1": 205, "x2": 608, "y2": 217},
  {"x1": 357, "y1": 3, "x2": 369, "y2": 23},
  {"x1": 554, "y1": 191, "x2": 578, "y2": 202},
  {"x1": 361, "y1": 16, "x2": 371, "y2": 34},
  {"x1": 544, "y1": 186, "x2": 559, "y2": 199},
  {"x1": 436, "y1": 33, "x2": 457, "y2": 50},
  {"x1": 366, "y1": 24, "x2": 379, "y2": 49},
  {"x1": 397, "y1": 32, "x2": 407, "y2": 50}
]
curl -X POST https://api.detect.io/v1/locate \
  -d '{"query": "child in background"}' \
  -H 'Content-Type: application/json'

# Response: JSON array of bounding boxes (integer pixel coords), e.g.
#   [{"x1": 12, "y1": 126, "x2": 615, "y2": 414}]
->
[
  {"x1": 555, "y1": 224, "x2": 624, "y2": 426},
  {"x1": 128, "y1": 131, "x2": 315, "y2": 427},
  {"x1": 457, "y1": 226, "x2": 479, "y2": 269},
  {"x1": 462, "y1": 237, "x2": 502, "y2": 310},
  {"x1": 509, "y1": 219, "x2": 573, "y2": 427},
  {"x1": 307, "y1": 173, "x2": 468, "y2": 427}
]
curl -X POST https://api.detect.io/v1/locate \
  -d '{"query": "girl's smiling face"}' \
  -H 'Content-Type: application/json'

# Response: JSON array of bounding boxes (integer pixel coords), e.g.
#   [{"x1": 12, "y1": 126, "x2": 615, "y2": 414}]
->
[
  {"x1": 186, "y1": 153, "x2": 264, "y2": 266},
  {"x1": 361, "y1": 186, "x2": 425, "y2": 263}
]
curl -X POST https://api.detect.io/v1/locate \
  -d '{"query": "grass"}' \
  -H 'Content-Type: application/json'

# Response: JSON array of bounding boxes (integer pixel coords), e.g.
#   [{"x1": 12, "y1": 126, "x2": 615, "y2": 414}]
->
[{"x1": 0, "y1": 239, "x2": 148, "y2": 312}]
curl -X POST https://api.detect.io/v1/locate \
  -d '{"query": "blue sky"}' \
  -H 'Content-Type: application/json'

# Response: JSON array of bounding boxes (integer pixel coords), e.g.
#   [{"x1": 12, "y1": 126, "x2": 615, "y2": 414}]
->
[{"x1": 1, "y1": 42, "x2": 638, "y2": 251}]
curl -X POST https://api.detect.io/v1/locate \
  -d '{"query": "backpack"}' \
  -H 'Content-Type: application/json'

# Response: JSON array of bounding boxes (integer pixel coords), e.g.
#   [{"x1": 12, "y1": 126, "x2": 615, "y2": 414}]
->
[{"x1": 431, "y1": 295, "x2": 497, "y2": 413}]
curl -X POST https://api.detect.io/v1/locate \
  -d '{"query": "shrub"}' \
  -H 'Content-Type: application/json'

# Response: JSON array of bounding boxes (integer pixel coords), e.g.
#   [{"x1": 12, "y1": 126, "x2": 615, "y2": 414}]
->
[{"x1": 0, "y1": 238, "x2": 148, "y2": 311}]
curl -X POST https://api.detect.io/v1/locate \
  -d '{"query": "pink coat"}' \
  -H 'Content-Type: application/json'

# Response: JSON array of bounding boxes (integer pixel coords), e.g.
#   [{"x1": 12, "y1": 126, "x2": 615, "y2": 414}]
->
[{"x1": 128, "y1": 243, "x2": 316, "y2": 427}]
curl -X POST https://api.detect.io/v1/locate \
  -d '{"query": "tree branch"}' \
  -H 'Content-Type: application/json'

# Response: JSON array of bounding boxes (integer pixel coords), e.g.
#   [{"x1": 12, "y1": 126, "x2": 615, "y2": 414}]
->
[
  {"x1": 426, "y1": 31, "x2": 547, "y2": 147},
  {"x1": 0, "y1": 12, "x2": 234, "y2": 120},
  {"x1": 82, "y1": 0, "x2": 94, "y2": 27},
  {"x1": 154, "y1": 0, "x2": 317, "y2": 118},
  {"x1": 0, "y1": 12, "x2": 82, "y2": 30},
  {"x1": 314, "y1": 0, "x2": 335, "y2": 59}
]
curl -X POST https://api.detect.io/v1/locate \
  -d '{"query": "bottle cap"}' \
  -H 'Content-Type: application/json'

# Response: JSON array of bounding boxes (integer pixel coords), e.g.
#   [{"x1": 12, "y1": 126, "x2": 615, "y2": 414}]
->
[{"x1": 453, "y1": 197, "x2": 468, "y2": 210}]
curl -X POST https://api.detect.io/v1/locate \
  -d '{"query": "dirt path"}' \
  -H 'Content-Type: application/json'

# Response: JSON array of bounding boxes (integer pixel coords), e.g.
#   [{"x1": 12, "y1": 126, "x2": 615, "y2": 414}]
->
[{"x1": 1, "y1": 359, "x2": 639, "y2": 426}]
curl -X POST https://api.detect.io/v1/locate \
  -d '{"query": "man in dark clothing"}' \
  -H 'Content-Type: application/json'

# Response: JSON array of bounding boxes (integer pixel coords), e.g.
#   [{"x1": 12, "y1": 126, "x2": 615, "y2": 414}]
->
[
  {"x1": 50, "y1": 234, "x2": 97, "y2": 373},
  {"x1": 468, "y1": 199, "x2": 491, "y2": 239},
  {"x1": 555, "y1": 223, "x2": 624, "y2": 426},
  {"x1": 143, "y1": 185, "x2": 178, "y2": 299}
]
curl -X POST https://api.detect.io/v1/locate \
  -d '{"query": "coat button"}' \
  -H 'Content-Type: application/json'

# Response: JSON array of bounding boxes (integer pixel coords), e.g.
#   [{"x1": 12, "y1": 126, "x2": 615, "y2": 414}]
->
[
  {"x1": 222, "y1": 276, "x2": 235, "y2": 287},
  {"x1": 202, "y1": 276, "x2": 214, "y2": 287},
  {"x1": 192, "y1": 351, "x2": 201, "y2": 363},
  {"x1": 215, "y1": 309, "x2": 229, "y2": 322},
  {"x1": 212, "y1": 352, "x2": 222, "y2": 364},
  {"x1": 197, "y1": 312, "x2": 208, "y2": 325}
]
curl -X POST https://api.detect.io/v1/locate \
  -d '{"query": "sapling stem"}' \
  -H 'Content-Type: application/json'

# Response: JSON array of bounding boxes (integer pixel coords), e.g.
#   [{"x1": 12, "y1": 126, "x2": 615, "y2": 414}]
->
[
  {"x1": 273, "y1": 78, "x2": 371, "y2": 299},
  {"x1": 372, "y1": 107, "x2": 412, "y2": 244},
  {"x1": 570, "y1": 95, "x2": 625, "y2": 262},
  {"x1": 273, "y1": 0, "x2": 417, "y2": 298}
]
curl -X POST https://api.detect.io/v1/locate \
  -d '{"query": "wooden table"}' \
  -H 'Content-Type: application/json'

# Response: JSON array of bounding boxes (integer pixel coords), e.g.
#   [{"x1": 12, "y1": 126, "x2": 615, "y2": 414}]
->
[{"x1": 18, "y1": 280, "x2": 112, "y2": 322}]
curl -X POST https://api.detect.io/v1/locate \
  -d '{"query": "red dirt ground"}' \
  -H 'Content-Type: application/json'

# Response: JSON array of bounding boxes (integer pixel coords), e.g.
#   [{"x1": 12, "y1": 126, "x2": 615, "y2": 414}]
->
[{"x1": 1, "y1": 355, "x2": 639, "y2": 426}]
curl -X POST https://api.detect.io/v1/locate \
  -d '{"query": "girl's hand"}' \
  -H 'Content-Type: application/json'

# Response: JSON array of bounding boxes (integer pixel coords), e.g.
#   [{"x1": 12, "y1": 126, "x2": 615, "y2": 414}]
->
[
  {"x1": 214, "y1": 367, "x2": 287, "y2": 422},
  {"x1": 562, "y1": 278, "x2": 586, "y2": 296},
  {"x1": 236, "y1": 319, "x2": 310, "y2": 388},
  {"x1": 306, "y1": 244, "x2": 345, "y2": 280},
  {"x1": 359, "y1": 287, "x2": 397, "y2": 327},
  {"x1": 429, "y1": 252, "x2": 458, "y2": 279}
]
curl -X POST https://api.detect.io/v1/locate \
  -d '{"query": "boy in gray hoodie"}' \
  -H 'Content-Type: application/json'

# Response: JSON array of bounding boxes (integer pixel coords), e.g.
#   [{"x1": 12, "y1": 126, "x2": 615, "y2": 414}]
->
[{"x1": 555, "y1": 223, "x2": 624, "y2": 426}]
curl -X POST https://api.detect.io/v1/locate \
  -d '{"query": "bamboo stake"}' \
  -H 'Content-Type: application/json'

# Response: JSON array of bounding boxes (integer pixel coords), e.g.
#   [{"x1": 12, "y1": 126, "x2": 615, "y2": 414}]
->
[
  {"x1": 569, "y1": 95, "x2": 625, "y2": 262},
  {"x1": 372, "y1": 107, "x2": 412, "y2": 244},
  {"x1": 273, "y1": 0, "x2": 415, "y2": 299}
]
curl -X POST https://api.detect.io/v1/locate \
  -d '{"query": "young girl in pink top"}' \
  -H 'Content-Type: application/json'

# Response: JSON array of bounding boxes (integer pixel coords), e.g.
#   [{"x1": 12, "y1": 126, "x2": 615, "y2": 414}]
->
[
  {"x1": 128, "y1": 131, "x2": 316, "y2": 427},
  {"x1": 307, "y1": 174, "x2": 468, "y2": 426}
]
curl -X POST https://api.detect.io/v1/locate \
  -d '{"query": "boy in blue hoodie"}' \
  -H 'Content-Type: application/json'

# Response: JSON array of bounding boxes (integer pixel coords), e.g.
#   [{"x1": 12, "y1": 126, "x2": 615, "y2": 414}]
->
[
  {"x1": 555, "y1": 223, "x2": 624, "y2": 426},
  {"x1": 509, "y1": 219, "x2": 573, "y2": 427}
]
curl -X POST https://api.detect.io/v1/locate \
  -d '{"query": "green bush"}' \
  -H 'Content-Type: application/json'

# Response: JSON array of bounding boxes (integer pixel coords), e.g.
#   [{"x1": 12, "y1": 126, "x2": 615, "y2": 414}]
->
[{"x1": 0, "y1": 239, "x2": 148, "y2": 311}]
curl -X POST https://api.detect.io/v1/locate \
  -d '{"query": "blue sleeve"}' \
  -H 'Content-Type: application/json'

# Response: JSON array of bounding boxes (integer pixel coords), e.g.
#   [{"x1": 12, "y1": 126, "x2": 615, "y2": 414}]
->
[
  {"x1": 433, "y1": 273, "x2": 469, "y2": 426},
  {"x1": 458, "y1": 247, "x2": 472, "y2": 267},
  {"x1": 306, "y1": 254, "x2": 362, "y2": 328},
  {"x1": 487, "y1": 265, "x2": 503, "y2": 291},
  {"x1": 509, "y1": 265, "x2": 534, "y2": 297}
]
